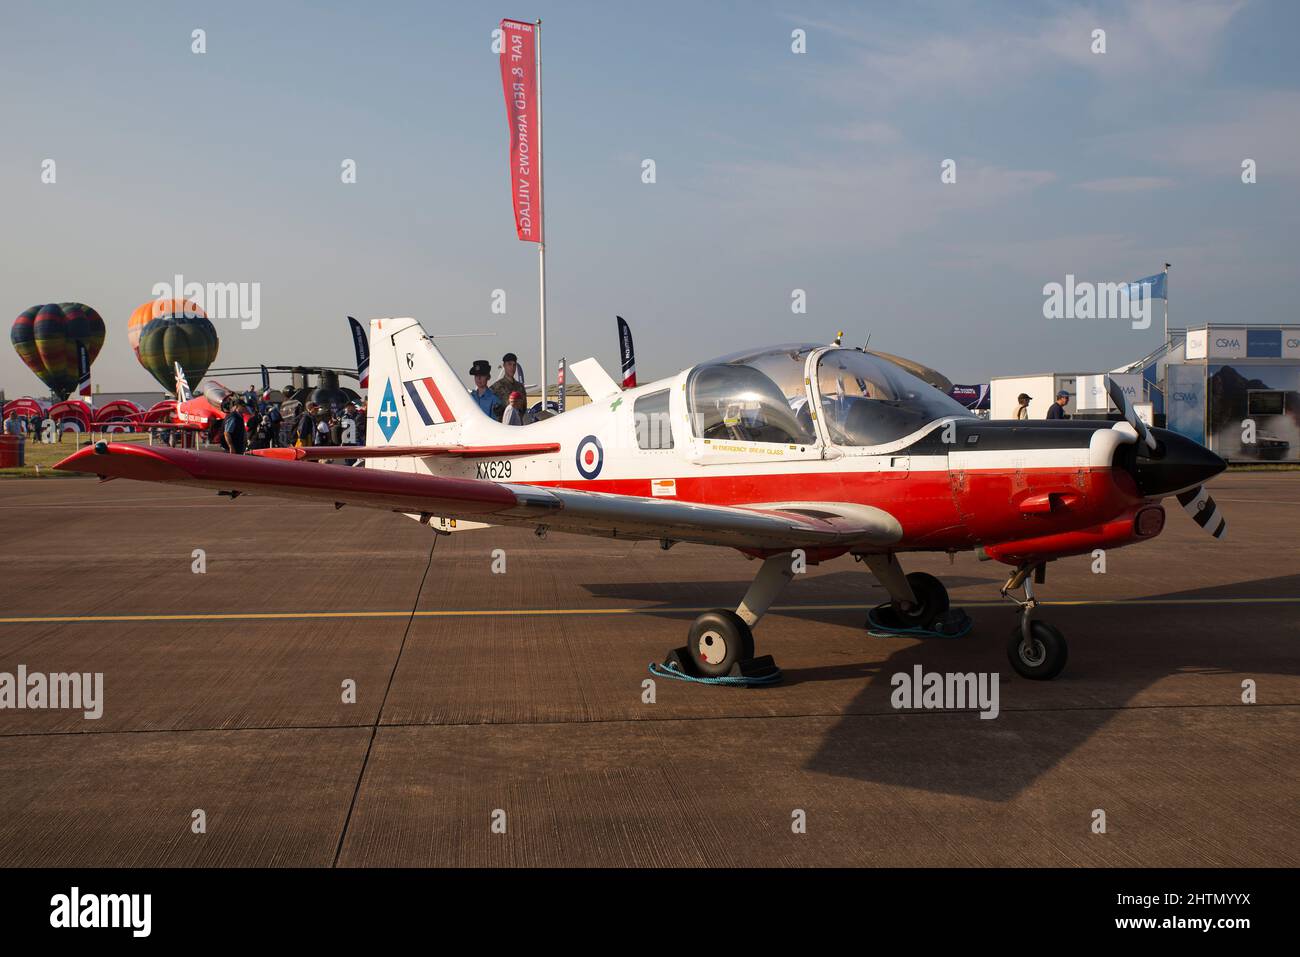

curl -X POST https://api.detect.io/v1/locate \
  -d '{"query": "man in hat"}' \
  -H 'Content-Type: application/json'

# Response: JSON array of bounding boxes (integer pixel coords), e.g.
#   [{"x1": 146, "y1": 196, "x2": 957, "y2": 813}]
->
[
  {"x1": 490, "y1": 352, "x2": 525, "y2": 411},
  {"x1": 468, "y1": 360, "x2": 502, "y2": 419},
  {"x1": 1046, "y1": 390, "x2": 1070, "y2": 420}
]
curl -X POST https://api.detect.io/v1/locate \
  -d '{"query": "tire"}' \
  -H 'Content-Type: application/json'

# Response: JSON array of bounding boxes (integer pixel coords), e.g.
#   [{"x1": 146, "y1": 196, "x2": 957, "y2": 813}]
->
[
  {"x1": 1007, "y1": 621, "x2": 1068, "y2": 680},
  {"x1": 890, "y1": 571, "x2": 950, "y2": 628},
  {"x1": 687, "y1": 610, "x2": 756, "y2": 677}
]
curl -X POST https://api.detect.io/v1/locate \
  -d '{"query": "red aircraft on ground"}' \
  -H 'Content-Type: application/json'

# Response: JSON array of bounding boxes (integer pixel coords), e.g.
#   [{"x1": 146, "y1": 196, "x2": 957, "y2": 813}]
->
[{"x1": 128, "y1": 362, "x2": 238, "y2": 440}]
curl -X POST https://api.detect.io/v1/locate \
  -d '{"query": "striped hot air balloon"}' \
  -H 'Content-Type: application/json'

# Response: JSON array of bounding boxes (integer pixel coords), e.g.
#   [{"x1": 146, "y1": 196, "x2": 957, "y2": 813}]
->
[
  {"x1": 131, "y1": 299, "x2": 219, "y2": 394},
  {"x1": 10, "y1": 303, "x2": 106, "y2": 400}
]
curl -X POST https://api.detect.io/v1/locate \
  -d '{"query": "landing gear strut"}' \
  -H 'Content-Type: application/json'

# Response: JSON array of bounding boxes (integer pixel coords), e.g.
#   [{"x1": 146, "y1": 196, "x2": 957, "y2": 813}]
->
[
  {"x1": 859, "y1": 554, "x2": 969, "y2": 636},
  {"x1": 1001, "y1": 562, "x2": 1068, "y2": 680}
]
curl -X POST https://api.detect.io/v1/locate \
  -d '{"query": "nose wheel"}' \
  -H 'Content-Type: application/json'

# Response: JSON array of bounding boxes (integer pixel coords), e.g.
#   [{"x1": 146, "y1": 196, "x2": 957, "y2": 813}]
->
[{"x1": 1001, "y1": 563, "x2": 1068, "y2": 680}]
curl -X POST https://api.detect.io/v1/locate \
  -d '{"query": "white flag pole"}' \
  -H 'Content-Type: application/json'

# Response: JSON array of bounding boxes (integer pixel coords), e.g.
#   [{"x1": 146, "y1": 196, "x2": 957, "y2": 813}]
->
[
  {"x1": 1163, "y1": 262, "x2": 1171, "y2": 349},
  {"x1": 535, "y1": 18, "x2": 547, "y2": 406}
]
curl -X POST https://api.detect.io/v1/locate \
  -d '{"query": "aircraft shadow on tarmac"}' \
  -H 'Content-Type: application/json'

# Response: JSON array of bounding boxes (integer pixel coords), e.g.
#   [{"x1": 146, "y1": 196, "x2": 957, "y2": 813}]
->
[
  {"x1": 584, "y1": 570, "x2": 996, "y2": 620},
  {"x1": 586, "y1": 573, "x2": 1300, "y2": 802}
]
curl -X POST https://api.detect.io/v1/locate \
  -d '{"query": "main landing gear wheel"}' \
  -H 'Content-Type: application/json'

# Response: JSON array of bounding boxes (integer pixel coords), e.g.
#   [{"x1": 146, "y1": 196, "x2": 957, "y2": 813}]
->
[
  {"x1": 1007, "y1": 621, "x2": 1068, "y2": 681},
  {"x1": 687, "y1": 610, "x2": 755, "y2": 677},
  {"x1": 891, "y1": 571, "x2": 950, "y2": 628}
]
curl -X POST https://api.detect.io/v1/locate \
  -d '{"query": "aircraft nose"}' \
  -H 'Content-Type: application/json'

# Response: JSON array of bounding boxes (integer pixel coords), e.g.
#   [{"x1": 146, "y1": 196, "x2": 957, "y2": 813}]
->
[{"x1": 1130, "y1": 429, "x2": 1226, "y2": 498}]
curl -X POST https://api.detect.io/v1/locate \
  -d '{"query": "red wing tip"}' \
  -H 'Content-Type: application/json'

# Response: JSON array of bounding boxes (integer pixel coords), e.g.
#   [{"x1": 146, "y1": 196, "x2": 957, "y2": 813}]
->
[
  {"x1": 52, "y1": 446, "x2": 101, "y2": 472},
  {"x1": 249, "y1": 448, "x2": 306, "y2": 461},
  {"x1": 52, "y1": 443, "x2": 173, "y2": 474}
]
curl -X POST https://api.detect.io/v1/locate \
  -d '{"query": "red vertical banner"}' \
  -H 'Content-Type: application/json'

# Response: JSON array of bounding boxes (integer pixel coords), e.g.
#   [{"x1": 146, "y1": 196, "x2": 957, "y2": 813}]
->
[{"x1": 499, "y1": 19, "x2": 542, "y2": 243}]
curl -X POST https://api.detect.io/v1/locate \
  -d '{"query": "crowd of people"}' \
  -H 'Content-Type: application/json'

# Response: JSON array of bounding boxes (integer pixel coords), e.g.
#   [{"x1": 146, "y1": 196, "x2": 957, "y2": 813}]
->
[
  {"x1": 218, "y1": 388, "x2": 367, "y2": 456},
  {"x1": 5, "y1": 352, "x2": 535, "y2": 456},
  {"x1": 3, "y1": 410, "x2": 46, "y2": 438},
  {"x1": 221, "y1": 351, "x2": 537, "y2": 457}
]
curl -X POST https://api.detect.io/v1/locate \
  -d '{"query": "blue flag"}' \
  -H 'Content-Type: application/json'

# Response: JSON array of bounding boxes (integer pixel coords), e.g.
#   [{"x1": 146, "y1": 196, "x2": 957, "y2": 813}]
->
[{"x1": 1120, "y1": 271, "x2": 1167, "y2": 301}]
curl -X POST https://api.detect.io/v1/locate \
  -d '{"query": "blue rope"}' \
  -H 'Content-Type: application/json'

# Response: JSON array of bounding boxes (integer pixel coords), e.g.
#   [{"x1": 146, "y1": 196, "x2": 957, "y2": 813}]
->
[
  {"x1": 647, "y1": 661, "x2": 783, "y2": 687},
  {"x1": 865, "y1": 603, "x2": 973, "y2": 640}
]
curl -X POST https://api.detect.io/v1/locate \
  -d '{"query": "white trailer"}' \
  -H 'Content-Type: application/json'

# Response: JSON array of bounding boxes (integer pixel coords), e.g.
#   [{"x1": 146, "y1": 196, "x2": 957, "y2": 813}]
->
[{"x1": 989, "y1": 373, "x2": 1083, "y2": 420}]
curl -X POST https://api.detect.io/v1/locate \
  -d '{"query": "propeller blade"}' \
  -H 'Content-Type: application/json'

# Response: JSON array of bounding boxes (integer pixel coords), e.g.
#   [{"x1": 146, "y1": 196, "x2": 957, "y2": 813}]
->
[
  {"x1": 1106, "y1": 376, "x2": 1157, "y2": 451},
  {"x1": 1176, "y1": 485, "x2": 1227, "y2": 539}
]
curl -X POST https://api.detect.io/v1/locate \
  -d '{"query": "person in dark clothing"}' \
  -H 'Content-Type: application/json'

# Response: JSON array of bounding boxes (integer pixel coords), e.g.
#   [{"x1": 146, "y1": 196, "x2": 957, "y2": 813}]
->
[
  {"x1": 295, "y1": 403, "x2": 318, "y2": 446},
  {"x1": 1046, "y1": 390, "x2": 1070, "y2": 420},
  {"x1": 468, "y1": 359, "x2": 503, "y2": 419},
  {"x1": 490, "y1": 352, "x2": 526, "y2": 411},
  {"x1": 264, "y1": 398, "x2": 282, "y2": 447},
  {"x1": 222, "y1": 402, "x2": 248, "y2": 454}
]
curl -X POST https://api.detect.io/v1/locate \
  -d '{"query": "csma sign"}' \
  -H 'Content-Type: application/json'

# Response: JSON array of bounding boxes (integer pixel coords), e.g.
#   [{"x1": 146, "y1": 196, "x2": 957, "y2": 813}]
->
[
  {"x1": 1187, "y1": 327, "x2": 1300, "y2": 359},
  {"x1": 1210, "y1": 330, "x2": 1247, "y2": 358}
]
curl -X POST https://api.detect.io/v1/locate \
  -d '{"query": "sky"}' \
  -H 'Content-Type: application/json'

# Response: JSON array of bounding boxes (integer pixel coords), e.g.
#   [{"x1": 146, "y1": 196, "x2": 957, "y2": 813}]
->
[{"x1": 2, "y1": 0, "x2": 1298, "y2": 397}]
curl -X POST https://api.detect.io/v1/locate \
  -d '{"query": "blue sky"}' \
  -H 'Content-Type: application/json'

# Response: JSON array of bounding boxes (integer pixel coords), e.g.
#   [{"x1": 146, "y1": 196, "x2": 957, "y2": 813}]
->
[{"x1": 2, "y1": 0, "x2": 1297, "y2": 395}]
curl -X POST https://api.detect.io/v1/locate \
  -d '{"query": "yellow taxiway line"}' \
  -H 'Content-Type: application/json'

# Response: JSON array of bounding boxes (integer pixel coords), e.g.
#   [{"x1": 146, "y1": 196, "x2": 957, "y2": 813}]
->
[{"x1": 2, "y1": 596, "x2": 1299, "y2": 625}]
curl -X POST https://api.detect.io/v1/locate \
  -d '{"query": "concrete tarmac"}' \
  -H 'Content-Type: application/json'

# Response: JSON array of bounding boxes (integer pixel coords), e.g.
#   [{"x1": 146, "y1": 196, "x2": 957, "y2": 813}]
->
[{"x1": 0, "y1": 473, "x2": 1296, "y2": 866}]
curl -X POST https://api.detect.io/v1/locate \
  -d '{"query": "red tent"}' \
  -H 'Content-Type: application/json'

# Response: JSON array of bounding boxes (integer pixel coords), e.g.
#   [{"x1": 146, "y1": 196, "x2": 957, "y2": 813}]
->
[
  {"x1": 48, "y1": 400, "x2": 92, "y2": 433},
  {"x1": 92, "y1": 399, "x2": 142, "y2": 432},
  {"x1": 3, "y1": 397, "x2": 47, "y2": 419}
]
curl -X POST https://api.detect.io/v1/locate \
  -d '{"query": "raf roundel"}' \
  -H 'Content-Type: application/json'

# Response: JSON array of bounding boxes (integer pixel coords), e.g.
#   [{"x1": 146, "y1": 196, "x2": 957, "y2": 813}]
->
[{"x1": 575, "y1": 435, "x2": 603, "y2": 480}]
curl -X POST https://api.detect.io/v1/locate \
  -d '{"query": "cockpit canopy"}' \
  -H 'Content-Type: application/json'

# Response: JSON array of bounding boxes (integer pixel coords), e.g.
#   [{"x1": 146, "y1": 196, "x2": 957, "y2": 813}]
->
[{"x1": 687, "y1": 344, "x2": 971, "y2": 448}]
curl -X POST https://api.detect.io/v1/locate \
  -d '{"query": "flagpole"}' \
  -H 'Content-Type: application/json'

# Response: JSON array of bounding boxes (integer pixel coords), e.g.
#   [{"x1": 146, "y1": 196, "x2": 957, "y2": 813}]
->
[
  {"x1": 535, "y1": 18, "x2": 547, "y2": 406},
  {"x1": 1163, "y1": 262, "x2": 1171, "y2": 349}
]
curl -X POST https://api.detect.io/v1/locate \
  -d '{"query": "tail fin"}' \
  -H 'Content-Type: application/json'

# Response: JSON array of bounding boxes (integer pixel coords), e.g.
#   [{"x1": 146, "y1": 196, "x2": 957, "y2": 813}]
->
[
  {"x1": 365, "y1": 318, "x2": 497, "y2": 450},
  {"x1": 174, "y1": 361, "x2": 192, "y2": 402}
]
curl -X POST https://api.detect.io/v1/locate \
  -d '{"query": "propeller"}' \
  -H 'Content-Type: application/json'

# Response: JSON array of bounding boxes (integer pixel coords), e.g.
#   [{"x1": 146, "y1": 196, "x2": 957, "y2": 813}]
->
[
  {"x1": 1177, "y1": 485, "x2": 1227, "y2": 540},
  {"x1": 1106, "y1": 375, "x2": 1227, "y2": 540},
  {"x1": 1105, "y1": 376, "x2": 1157, "y2": 451}
]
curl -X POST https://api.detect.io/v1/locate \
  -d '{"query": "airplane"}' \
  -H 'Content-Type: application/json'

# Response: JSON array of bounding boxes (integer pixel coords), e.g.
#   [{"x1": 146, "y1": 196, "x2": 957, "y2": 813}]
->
[
  {"x1": 55, "y1": 317, "x2": 1228, "y2": 681},
  {"x1": 129, "y1": 362, "x2": 236, "y2": 438}
]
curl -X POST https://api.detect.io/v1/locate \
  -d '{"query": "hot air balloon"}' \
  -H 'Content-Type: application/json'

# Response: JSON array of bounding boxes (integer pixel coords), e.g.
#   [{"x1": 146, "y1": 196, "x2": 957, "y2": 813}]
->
[
  {"x1": 10, "y1": 302, "x2": 106, "y2": 400},
  {"x1": 131, "y1": 299, "x2": 219, "y2": 394}
]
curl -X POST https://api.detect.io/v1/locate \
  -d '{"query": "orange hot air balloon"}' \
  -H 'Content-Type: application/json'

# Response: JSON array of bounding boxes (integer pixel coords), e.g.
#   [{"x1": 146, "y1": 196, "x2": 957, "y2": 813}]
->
[{"x1": 129, "y1": 299, "x2": 219, "y2": 393}]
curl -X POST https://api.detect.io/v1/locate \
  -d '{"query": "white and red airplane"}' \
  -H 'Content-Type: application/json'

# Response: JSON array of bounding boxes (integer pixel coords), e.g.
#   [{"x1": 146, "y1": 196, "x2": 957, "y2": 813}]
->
[
  {"x1": 56, "y1": 317, "x2": 1227, "y2": 681},
  {"x1": 129, "y1": 362, "x2": 239, "y2": 438}
]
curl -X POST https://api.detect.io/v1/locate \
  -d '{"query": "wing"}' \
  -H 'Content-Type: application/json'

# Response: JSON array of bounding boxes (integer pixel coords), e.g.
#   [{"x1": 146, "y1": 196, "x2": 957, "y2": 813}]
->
[
  {"x1": 54, "y1": 444, "x2": 901, "y2": 551},
  {"x1": 129, "y1": 422, "x2": 207, "y2": 431}
]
